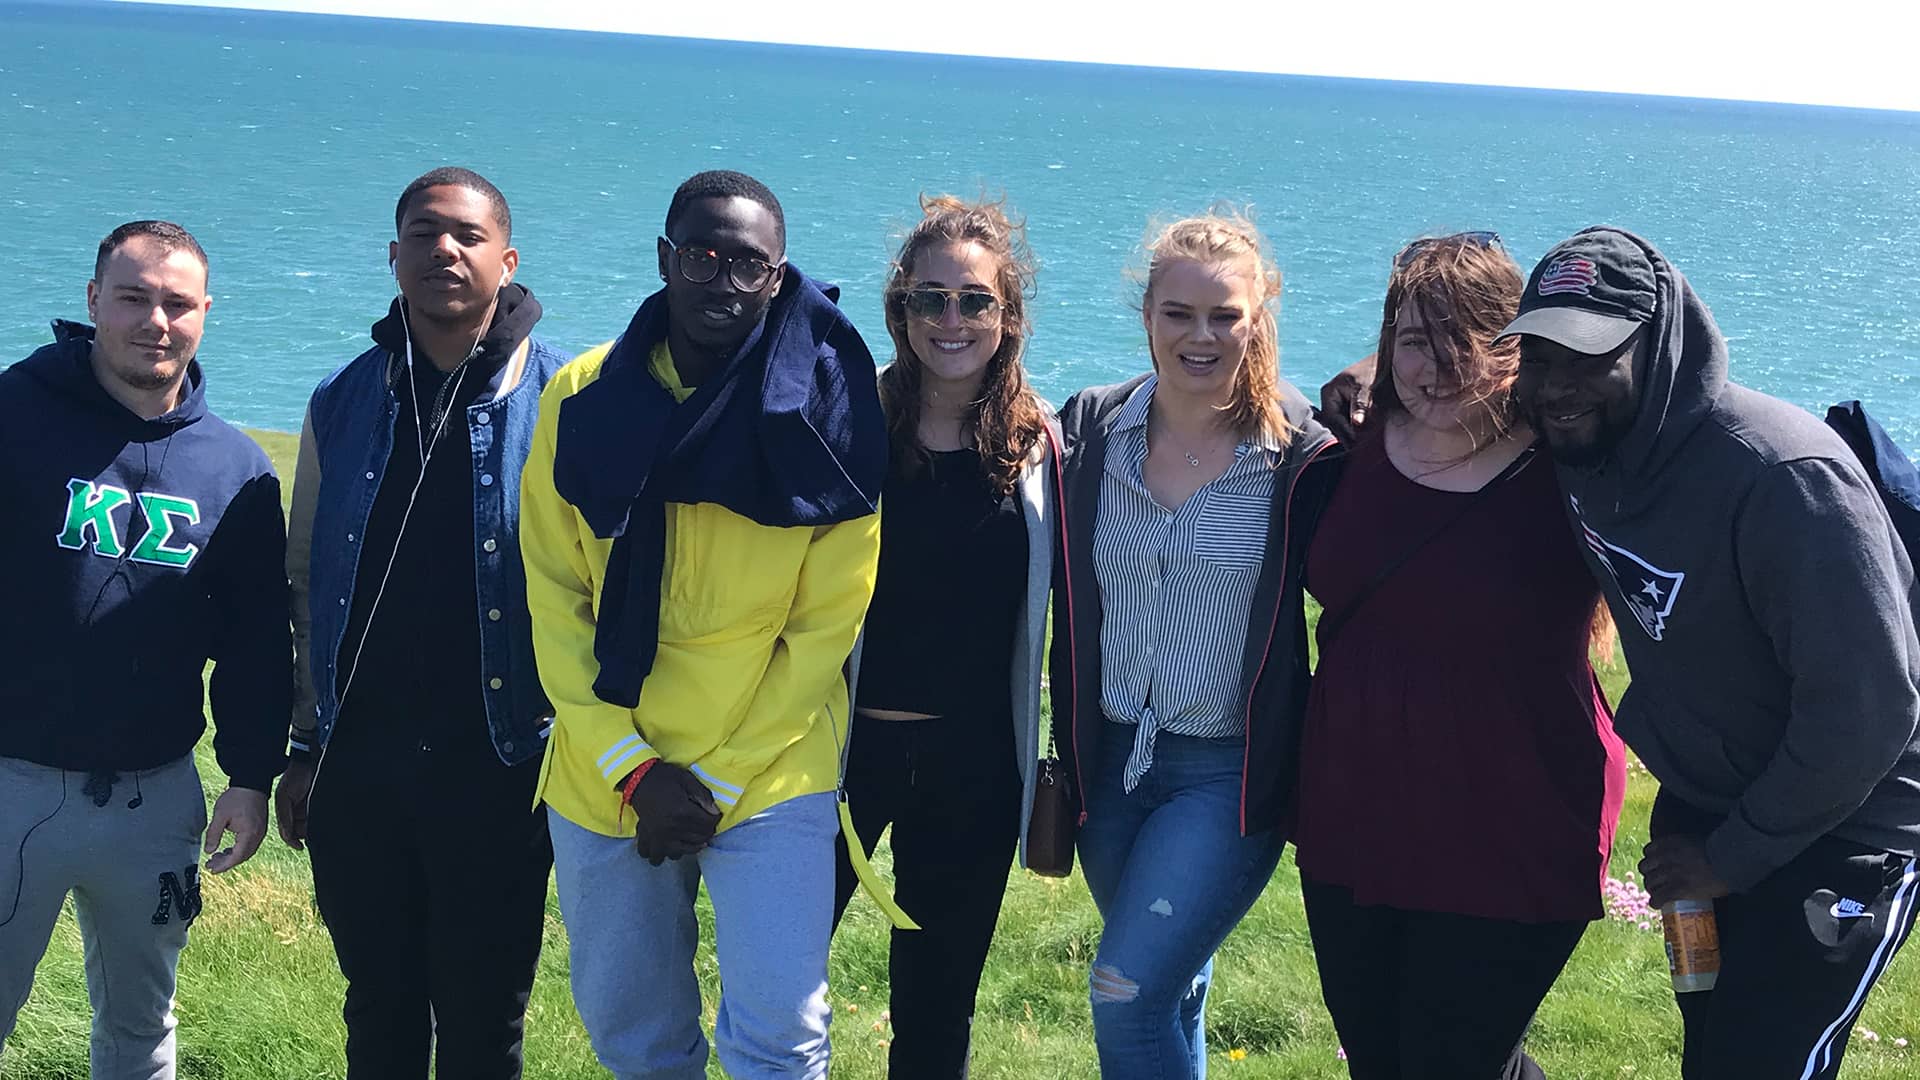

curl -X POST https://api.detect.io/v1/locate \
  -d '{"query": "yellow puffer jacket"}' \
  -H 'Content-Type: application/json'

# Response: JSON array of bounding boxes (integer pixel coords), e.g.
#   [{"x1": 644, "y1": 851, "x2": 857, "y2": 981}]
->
[{"x1": 522, "y1": 341, "x2": 877, "y2": 842}]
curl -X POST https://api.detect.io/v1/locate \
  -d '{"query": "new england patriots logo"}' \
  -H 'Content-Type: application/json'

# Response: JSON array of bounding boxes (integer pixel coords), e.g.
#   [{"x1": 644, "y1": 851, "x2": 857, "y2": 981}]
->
[{"x1": 1569, "y1": 496, "x2": 1685, "y2": 641}]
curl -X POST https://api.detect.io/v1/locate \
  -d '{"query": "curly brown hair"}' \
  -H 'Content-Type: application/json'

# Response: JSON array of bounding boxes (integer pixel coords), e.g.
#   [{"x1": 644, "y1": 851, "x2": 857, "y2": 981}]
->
[
  {"x1": 878, "y1": 194, "x2": 1049, "y2": 496},
  {"x1": 1141, "y1": 209, "x2": 1293, "y2": 446},
  {"x1": 1369, "y1": 233, "x2": 1525, "y2": 441}
]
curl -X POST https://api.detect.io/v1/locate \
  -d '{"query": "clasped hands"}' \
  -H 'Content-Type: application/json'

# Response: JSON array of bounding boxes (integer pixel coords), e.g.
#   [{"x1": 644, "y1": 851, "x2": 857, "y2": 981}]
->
[{"x1": 627, "y1": 762, "x2": 723, "y2": 865}]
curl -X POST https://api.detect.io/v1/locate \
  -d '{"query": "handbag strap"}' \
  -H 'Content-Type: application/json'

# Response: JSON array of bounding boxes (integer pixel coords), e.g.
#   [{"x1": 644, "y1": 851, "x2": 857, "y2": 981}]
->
[
  {"x1": 1316, "y1": 444, "x2": 1537, "y2": 649},
  {"x1": 1041, "y1": 421, "x2": 1072, "y2": 768}
]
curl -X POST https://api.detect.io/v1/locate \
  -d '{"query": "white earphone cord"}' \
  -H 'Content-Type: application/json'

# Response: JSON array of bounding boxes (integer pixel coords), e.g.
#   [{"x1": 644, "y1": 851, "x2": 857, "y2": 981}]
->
[{"x1": 307, "y1": 289, "x2": 498, "y2": 806}]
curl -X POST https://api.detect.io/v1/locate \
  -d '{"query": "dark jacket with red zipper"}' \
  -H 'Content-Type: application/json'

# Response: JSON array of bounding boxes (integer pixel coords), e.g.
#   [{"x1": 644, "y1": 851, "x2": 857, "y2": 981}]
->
[{"x1": 1049, "y1": 374, "x2": 1343, "y2": 834}]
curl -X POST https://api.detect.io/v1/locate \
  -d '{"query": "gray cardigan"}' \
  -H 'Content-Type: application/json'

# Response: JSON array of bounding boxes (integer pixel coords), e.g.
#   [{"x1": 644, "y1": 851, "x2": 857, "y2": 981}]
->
[{"x1": 846, "y1": 420, "x2": 1060, "y2": 869}]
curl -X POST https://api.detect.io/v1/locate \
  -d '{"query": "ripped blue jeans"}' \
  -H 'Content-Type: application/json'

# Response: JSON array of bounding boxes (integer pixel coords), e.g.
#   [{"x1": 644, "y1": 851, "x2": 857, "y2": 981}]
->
[{"x1": 1076, "y1": 724, "x2": 1287, "y2": 1080}]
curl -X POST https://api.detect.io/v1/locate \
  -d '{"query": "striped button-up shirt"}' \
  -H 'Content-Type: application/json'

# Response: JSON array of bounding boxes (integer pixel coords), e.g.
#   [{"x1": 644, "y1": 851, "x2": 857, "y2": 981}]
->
[{"x1": 1093, "y1": 376, "x2": 1280, "y2": 790}]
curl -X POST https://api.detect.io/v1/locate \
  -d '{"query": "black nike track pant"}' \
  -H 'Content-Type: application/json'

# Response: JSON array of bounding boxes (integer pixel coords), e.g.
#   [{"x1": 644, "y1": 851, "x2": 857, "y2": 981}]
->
[{"x1": 1671, "y1": 833, "x2": 1918, "y2": 1079}]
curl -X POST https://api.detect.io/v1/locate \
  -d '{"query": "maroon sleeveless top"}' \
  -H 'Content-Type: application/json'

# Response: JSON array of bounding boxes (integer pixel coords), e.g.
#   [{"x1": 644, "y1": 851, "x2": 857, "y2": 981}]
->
[{"x1": 1294, "y1": 433, "x2": 1627, "y2": 923}]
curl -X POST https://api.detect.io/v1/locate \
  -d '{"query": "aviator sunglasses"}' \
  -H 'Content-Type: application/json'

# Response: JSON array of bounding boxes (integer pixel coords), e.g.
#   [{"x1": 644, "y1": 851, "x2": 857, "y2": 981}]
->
[
  {"x1": 896, "y1": 286, "x2": 1002, "y2": 327},
  {"x1": 661, "y1": 236, "x2": 781, "y2": 292},
  {"x1": 1394, "y1": 230, "x2": 1503, "y2": 268}
]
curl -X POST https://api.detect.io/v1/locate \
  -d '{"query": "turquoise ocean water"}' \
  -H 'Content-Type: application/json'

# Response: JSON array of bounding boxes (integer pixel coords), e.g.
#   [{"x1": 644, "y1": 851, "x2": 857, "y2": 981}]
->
[{"x1": 4, "y1": 0, "x2": 1918, "y2": 446}]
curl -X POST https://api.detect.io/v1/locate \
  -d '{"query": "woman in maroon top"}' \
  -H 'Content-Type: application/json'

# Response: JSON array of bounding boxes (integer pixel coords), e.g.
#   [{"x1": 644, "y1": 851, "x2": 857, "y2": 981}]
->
[{"x1": 1293, "y1": 233, "x2": 1628, "y2": 1079}]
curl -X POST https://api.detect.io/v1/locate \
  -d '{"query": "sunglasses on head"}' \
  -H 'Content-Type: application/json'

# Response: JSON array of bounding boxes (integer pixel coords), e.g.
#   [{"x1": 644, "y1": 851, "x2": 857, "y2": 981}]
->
[
  {"x1": 1394, "y1": 231, "x2": 1503, "y2": 269},
  {"x1": 661, "y1": 237, "x2": 781, "y2": 292},
  {"x1": 896, "y1": 287, "x2": 1002, "y2": 326}
]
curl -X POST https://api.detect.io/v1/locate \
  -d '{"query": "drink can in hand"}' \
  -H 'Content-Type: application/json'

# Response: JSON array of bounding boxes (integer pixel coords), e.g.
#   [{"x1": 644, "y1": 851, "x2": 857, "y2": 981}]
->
[{"x1": 1662, "y1": 899, "x2": 1720, "y2": 993}]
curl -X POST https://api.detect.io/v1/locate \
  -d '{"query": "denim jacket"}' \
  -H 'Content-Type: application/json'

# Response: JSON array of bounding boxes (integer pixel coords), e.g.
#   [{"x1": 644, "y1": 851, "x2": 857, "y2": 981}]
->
[{"x1": 287, "y1": 335, "x2": 568, "y2": 765}]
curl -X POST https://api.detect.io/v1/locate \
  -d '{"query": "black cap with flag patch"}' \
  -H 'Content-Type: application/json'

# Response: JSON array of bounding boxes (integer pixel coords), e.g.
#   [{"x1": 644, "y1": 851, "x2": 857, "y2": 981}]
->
[{"x1": 1497, "y1": 227, "x2": 1657, "y2": 353}]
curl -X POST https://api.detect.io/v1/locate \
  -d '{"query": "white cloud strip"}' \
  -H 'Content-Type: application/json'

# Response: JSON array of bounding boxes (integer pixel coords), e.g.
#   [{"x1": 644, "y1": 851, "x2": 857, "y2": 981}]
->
[{"x1": 111, "y1": 0, "x2": 1920, "y2": 112}]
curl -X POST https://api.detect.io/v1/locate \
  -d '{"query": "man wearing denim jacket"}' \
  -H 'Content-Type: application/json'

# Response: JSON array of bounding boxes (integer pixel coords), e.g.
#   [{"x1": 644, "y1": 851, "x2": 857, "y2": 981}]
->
[{"x1": 276, "y1": 168, "x2": 568, "y2": 1079}]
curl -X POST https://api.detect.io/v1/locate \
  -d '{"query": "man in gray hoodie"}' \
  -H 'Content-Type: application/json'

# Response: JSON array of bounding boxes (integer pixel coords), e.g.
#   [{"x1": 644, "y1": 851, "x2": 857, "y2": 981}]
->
[{"x1": 1502, "y1": 226, "x2": 1920, "y2": 1079}]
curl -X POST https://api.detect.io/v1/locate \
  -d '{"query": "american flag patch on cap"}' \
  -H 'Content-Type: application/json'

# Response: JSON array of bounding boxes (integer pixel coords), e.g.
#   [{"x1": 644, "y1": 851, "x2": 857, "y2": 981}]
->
[{"x1": 1538, "y1": 256, "x2": 1599, "y2": 297}]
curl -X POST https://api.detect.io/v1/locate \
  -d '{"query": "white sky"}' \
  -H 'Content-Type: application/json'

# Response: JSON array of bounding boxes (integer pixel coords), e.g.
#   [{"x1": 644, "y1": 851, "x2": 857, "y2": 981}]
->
[{"x1": 118, "y1": 0, "x2": 1920, "y2": 112}]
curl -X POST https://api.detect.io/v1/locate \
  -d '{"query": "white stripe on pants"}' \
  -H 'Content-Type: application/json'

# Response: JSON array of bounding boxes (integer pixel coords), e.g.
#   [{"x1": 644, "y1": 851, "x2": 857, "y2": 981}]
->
[{"x1": 1800, "y1": 857, "x2": 1920, "y2": 1078}]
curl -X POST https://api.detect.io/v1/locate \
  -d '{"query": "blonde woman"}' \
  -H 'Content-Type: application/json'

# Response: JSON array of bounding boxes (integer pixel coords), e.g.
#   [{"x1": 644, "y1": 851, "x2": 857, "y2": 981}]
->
[{"x1": 1049, "y1": 212, "x2": 1340, "y2": 1078}]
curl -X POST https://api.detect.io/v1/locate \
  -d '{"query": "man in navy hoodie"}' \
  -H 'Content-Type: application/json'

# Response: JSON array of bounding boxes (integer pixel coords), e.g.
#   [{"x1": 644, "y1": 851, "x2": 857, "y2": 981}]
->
[
  {"x1": 0, "y1": 220, "x2": 292, "y2": 1080},
  {"x1": 1505, "y1": 227, "x2": 1920, "y2": 1079}
]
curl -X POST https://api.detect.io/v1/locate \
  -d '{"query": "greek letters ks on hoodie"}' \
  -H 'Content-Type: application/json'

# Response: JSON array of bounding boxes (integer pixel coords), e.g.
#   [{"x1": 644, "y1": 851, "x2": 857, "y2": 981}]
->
[
  {"x1": 1554, "y1": 229, "x2": 1920, "y2": 892},
  {"x1": 0, "y1": 321, "x2": 292, "y2": 792}
]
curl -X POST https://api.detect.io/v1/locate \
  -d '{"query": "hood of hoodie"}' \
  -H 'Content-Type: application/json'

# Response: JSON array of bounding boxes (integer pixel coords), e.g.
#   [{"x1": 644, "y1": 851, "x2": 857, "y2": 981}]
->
[
  {"x1": 15, "y1": 319, "x2": 209, "y2": 440},
  {"x1": 369, "y1": 283, "x2": 542, "y2": 392},
  {"x1": 1582, "y1": 227, "x2": 1730, "y2": 493}
]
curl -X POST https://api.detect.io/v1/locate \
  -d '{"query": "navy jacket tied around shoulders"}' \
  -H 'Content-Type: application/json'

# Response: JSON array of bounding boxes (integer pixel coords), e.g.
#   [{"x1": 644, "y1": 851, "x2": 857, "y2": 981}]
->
[{"x1": 551, "y1": 265, "x2": 886, "y2": 707}]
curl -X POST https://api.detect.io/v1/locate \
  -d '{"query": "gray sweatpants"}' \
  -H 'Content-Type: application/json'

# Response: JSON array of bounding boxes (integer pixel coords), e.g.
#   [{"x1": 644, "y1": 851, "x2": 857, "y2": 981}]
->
[{"x1": 0, "y1": 753, "x2": 207, "y2": 1080}]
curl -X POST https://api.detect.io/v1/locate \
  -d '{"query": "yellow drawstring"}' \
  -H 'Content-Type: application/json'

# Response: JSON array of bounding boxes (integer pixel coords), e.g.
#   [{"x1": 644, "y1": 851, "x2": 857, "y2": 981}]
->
[{"x1": 829, "y1": 702, "x2": 920, "y2": 930}]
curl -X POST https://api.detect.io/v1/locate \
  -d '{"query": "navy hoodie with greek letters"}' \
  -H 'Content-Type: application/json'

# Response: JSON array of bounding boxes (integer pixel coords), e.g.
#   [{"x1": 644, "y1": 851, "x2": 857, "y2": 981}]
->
[{"x1": 0, "y1": 322, "x2": 291, "y2": 792}]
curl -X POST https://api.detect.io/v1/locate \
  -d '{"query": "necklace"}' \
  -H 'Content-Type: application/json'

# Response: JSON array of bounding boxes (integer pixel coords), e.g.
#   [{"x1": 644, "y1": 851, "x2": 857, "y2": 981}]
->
[
  {"x1": 402, "y1": 294, "x2": 495, "y2": 465},
  {"x1": 1387, "y1": 415, "x2": 1497, "y2": 479},
  {"x1": 411, "y1": 357, "x2": 471, "y2": 463},
  {"x1": 1150, "y1": 420, "x2": 1214, "y2": 468}
]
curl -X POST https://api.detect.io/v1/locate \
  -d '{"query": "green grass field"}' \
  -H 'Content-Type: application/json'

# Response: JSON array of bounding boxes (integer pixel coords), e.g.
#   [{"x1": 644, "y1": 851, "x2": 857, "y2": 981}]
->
[{"x1": 4, "y1": 429, "x2": 1916, "y2": 1078}]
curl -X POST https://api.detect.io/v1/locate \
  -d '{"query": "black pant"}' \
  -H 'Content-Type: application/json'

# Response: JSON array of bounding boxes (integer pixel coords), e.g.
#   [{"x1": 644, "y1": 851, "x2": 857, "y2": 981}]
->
[
  {"x1": 1301, "y1": 877, "x2": 1587, "y2": 1080},
  {"x1": 307, "y1": 730, "x2": 552, "y2": 1080},
  {"x1": 1670, "y1": 837, "x2": 1918, "y2": 1079},
  {"x1": 832, "y1": 712, "x2": 1023, "y2": 1079}
]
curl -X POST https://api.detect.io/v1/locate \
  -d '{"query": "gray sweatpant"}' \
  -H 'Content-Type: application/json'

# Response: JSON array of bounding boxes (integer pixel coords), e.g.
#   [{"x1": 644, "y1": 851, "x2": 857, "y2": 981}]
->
[{"x1": 0, "y1": 753, "x2": 207, "y2": 1080}]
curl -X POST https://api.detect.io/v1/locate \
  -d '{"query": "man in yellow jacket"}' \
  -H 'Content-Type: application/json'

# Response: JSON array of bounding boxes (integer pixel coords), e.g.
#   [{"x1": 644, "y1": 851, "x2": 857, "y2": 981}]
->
[{"x1": 520, "y1": 170, "x2": 889, "y2": 1079}]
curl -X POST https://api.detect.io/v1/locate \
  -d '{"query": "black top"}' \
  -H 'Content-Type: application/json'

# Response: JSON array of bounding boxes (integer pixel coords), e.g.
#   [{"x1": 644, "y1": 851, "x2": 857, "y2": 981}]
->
[
  {"x1": 856, "y1": 448, "x2": 1027, "y2": 720},
  {"x1": 332, "y1": 353, "x2": 500, "y2": 763}
]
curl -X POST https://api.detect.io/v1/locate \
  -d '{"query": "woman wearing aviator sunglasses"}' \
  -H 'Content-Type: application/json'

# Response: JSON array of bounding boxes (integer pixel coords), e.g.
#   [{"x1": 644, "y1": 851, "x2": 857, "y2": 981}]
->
[
  {"x1": 1292, "y1": 233, "x2": 1626, "y2": 1078},
  {"x1": 831, "y1": 194, "x2": 1060, "y2": 1078}
]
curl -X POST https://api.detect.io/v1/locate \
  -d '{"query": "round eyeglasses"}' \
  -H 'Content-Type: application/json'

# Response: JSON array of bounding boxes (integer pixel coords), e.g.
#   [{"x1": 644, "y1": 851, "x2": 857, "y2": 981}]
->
[{"x1": 662, "y1": 237, "x2": 781, "y2": 292}]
